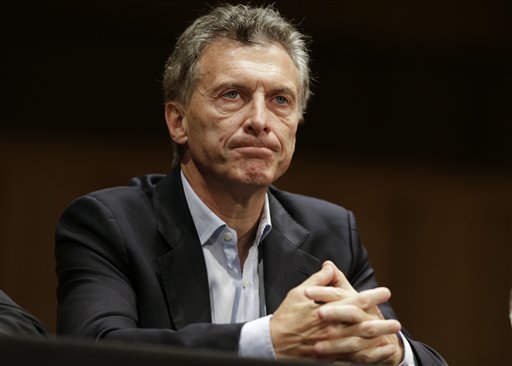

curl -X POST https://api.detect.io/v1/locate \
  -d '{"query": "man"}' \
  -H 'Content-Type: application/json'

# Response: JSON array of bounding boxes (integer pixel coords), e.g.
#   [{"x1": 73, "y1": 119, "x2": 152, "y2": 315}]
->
[
  {"x1": 0, "y1": 290, "x2": 47, "y2": 338},
  {"x1": 56, "y1": 4, "x2": 446, "y2": 365}
]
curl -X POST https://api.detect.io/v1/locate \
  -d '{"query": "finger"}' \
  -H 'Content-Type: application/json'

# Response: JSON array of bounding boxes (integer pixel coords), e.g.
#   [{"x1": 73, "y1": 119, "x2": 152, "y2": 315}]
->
[
  {"x1": 340, "y1": 287, "x2": 391, "y2": 310},
  {"x1": 323, "y1": 261, "x2": 356, "y2": 293},
  {"x1": 304, "y1": 286, "x2": 352, "y2": 303},
  {"x1": 317, "y1": 304, "x2": 369, "y2": 323},
  {"x1": 348, "y1": 344, "x2": 398, "y2": 364},
  {"x1": 298, "y1": 264, "x2": 335, "y2": 288},
  {"x1": 350, "y1": 319, "x2": 401, "y2": 338},
  {"x1": 314, "y1": 335, "x2": 378, "y2": 356},
  {"x1": 311, "y1": 315, "x2": 401, "y2": 341}
]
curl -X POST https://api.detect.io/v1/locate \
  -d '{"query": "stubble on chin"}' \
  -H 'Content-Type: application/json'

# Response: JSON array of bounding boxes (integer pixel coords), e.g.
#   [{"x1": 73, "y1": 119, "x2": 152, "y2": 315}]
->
[
  {"x1": 227, "y1": 159, "x2": 274, "y2": 187},
  {"x1": 233, "y1": 156, "x2": 292, "y2": 188}
]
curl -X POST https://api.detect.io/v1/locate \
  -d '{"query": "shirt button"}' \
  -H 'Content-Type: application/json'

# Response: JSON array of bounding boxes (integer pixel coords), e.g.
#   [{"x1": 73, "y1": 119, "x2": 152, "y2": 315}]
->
[
  {"x1": 242, "y1": 280, "x2": 251, "y2": 288},
  {"x1": 223, "y1": 232, "x2": 233, "y2": 241}
]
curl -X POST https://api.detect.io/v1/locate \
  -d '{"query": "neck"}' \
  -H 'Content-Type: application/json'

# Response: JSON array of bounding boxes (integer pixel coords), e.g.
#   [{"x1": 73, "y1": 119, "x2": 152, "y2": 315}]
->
[{"x1": 181, "y1": 163, "x2": 267, "y2": 265}]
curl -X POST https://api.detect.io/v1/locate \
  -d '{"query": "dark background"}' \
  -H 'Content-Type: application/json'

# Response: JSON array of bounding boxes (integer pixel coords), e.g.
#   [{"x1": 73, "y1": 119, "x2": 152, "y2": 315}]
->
[
  {"x1": 2, "y1": 0, "x2": 512, "y2": 167},
  {"x1": 1, "y1": 1, "x2": 511, "y2": 365}
]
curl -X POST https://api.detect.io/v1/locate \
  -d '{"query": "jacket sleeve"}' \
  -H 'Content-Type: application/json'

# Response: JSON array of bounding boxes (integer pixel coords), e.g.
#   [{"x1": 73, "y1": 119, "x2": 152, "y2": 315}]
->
[
  {"x1": 55, "y1": 194, "x2": 242, "y2": 352},
  {"x1": 0, "y1": 291, "x2": 47, "y2": 338}
]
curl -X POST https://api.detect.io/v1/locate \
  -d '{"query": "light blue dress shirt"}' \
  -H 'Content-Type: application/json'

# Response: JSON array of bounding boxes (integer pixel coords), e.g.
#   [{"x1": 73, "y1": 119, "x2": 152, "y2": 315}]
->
[
  {"x1": 180, "y1": 172, "x2": 415, "y2": 364},
  {"x1": 181, "y1": 172, "x2": 274, "y2": 357}
]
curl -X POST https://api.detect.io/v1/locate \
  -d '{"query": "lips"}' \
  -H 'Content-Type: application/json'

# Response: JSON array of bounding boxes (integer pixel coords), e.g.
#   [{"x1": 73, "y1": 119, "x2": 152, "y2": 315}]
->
[{"x1": 229, "y1": 139, "x2": 279, "y2": 152}]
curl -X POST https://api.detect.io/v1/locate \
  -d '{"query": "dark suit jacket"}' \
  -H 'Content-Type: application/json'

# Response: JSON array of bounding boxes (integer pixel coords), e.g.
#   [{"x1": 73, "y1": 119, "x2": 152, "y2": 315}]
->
[
  {"x1": 0, "y1": 290, "x2": 47, "y2": 338},
  {"x1": 55, "y1": 169, "x2": 446, "y2": 364}
]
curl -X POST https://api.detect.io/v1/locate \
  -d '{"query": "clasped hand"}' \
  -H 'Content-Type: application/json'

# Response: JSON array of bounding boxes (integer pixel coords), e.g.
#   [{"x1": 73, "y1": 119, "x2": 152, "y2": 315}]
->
[{"x1": 270, "y1": 261, "x2": 404, "y2": 365}]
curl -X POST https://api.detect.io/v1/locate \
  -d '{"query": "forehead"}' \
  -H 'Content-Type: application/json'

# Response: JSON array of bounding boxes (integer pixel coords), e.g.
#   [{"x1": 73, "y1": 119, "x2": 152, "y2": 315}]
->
[{"x1": 196, "y1": 39, "x2": 300, "y2": 93}]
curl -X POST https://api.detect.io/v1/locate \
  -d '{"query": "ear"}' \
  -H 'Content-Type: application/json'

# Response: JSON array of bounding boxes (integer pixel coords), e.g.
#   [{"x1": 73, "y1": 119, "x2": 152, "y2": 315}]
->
[{"x1": 165, "y1": 101, "x2": 188, "y2": 144}]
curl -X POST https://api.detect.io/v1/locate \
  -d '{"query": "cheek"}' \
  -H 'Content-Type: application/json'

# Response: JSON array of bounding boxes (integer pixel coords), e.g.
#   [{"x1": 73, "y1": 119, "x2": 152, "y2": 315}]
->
[
  {"x1": 216, "y1": 117, "x2": 243, "y2": 145},
  {"x1": 186, "y1": 112, "x2": 216, "y2": 142},
  {"x1": 280, "y1": 124, "x2": 298, "y2": 151},
  {"x1": 189, "y1": 120, "x2": 235, "y2": 154}
]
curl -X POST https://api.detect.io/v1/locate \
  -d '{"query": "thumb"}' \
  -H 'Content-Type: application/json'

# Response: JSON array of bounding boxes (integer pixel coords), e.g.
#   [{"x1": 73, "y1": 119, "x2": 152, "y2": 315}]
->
[
  {"x1": 299, "y1": 263, "x2": 335, "y2": 288},
  {"x1": 323, "y1": 260, "x2": 356, "y2": 293}
]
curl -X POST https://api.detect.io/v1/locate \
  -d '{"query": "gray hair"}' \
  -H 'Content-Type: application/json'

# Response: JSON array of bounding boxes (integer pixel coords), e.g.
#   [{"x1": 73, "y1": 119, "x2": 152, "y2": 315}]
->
[{"x1": 163, "y1": 4, "x2": 312, "y2": 165}]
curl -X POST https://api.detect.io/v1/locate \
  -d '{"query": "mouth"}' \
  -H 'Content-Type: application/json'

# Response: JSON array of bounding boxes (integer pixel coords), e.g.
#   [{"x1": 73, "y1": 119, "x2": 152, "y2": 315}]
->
[
  {"x1": 229, "y1": 139, "x2": 279, "y2": 153},
  {"x1": 231, "y1": 145, "x2": 275, "y2": 158},
  {"x1": 228, "y1": 139, "x2": 279, "y2": 160}
]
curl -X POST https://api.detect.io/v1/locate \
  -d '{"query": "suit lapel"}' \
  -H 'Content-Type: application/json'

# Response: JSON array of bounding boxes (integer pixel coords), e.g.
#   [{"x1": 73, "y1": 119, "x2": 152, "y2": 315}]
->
[
  {"x1": 262, "y1": 190, "x2": 322, "y2": 314},
  {"x1": 153, "y1": 169, "x2": 212, "y2": 329},
  {"x1": 151, "y1": 172, "x2": 322, "y2": 324}
]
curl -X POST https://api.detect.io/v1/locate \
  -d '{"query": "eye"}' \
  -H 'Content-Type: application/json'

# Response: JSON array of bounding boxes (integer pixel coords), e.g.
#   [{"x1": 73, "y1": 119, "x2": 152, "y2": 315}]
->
[
  {"x1": 223, "y1": 90, "x2": 240, "y2": 99},
  {"x1": 274, "y1": 95, "x2": 289, "y2": 105}
]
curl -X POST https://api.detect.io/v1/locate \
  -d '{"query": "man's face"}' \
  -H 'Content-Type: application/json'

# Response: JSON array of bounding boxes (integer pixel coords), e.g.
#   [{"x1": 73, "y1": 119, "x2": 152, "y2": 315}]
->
[{"x1": 172, "y1": 39, "x2": 301, "y2": 189}]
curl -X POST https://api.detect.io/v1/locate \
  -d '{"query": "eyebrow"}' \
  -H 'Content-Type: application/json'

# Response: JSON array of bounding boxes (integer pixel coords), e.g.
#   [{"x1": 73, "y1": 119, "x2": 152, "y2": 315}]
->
[
  {"x1": 271, "y1": 87, "x2": 297, "y2": 96},
  {"x1": 209, "y1": 82, "x2": 244, "y2": 95},
  {"x1": 209, "y1": 83, "x2": 297, "y2": 99}
]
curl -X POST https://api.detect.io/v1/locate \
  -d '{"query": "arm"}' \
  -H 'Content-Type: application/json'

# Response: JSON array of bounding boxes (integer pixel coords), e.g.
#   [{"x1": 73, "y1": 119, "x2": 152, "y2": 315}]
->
[{"x1": 55, "y1": 194, "x2": 242, "y2": 351}]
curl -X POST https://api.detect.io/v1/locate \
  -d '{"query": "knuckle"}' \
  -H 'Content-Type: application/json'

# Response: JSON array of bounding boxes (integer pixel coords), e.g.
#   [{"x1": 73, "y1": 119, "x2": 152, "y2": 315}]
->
[
  {"x1": 347, "y1": 337, "x2": 362, "y2": 352},
  {"x1": 314, "y1": 308, "x2": 325, "y2": 323},
  {"x1": 359, "y1": 295, "x2": 371, "y2": 309},
  {"x1": 349, "y1": 306, "x2": 363, "y2": 322},
  {"x1": 324, "y1": 324, "x2": 337, "y2": 338},
  {"x1": 333, "y1": 287, "x2": 345, "y2": 298},
  {"x1": 377, "y1": 336, "x2": 390, "y2": 347},
  {"x1": 355, "y1": 352, "x2": 373, "y2": 364},
  {"x1": 364, "y1": 323, "x2": 378, "y2": 337},
  {"x1": 314, "y1": 341, "x2": 328, "y2": 355}
]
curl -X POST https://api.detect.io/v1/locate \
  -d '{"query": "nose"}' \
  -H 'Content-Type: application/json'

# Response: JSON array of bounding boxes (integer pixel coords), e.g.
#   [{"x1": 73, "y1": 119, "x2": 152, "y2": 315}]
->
[{"x1": 243, "y1": 95, "x2": 271, "y2": 136}]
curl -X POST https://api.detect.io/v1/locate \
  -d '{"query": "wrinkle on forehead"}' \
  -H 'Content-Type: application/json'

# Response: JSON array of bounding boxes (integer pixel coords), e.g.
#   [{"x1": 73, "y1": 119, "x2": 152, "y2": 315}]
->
[{"x1": 197, "y1": 39, "x2": 300, "y2": 95}]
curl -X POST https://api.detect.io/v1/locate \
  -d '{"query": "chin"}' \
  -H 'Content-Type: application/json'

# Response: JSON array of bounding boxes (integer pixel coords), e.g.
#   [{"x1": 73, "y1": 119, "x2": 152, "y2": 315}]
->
[
  {"x1": 227, "y1": 159, "x2": 288, "y2": 187},
  {"x1": 243, "y1": 175, "x2": 274, "y2": 187},
  {"x1": 231, "y1": 168, "x2": 276, "y2": 187}
]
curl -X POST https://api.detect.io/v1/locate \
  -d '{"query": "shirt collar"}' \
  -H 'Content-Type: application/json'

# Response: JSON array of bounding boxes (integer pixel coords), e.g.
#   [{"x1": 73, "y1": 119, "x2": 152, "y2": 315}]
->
[{"x1": 181, "y1": 171, "x2": 272, "y2": 246}]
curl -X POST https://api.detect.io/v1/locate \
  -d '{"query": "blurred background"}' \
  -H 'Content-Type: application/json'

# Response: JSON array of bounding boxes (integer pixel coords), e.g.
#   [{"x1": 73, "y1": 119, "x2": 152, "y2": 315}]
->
[{"x1": 1, "y1": 0, "x2": 511, "y2": 364}]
